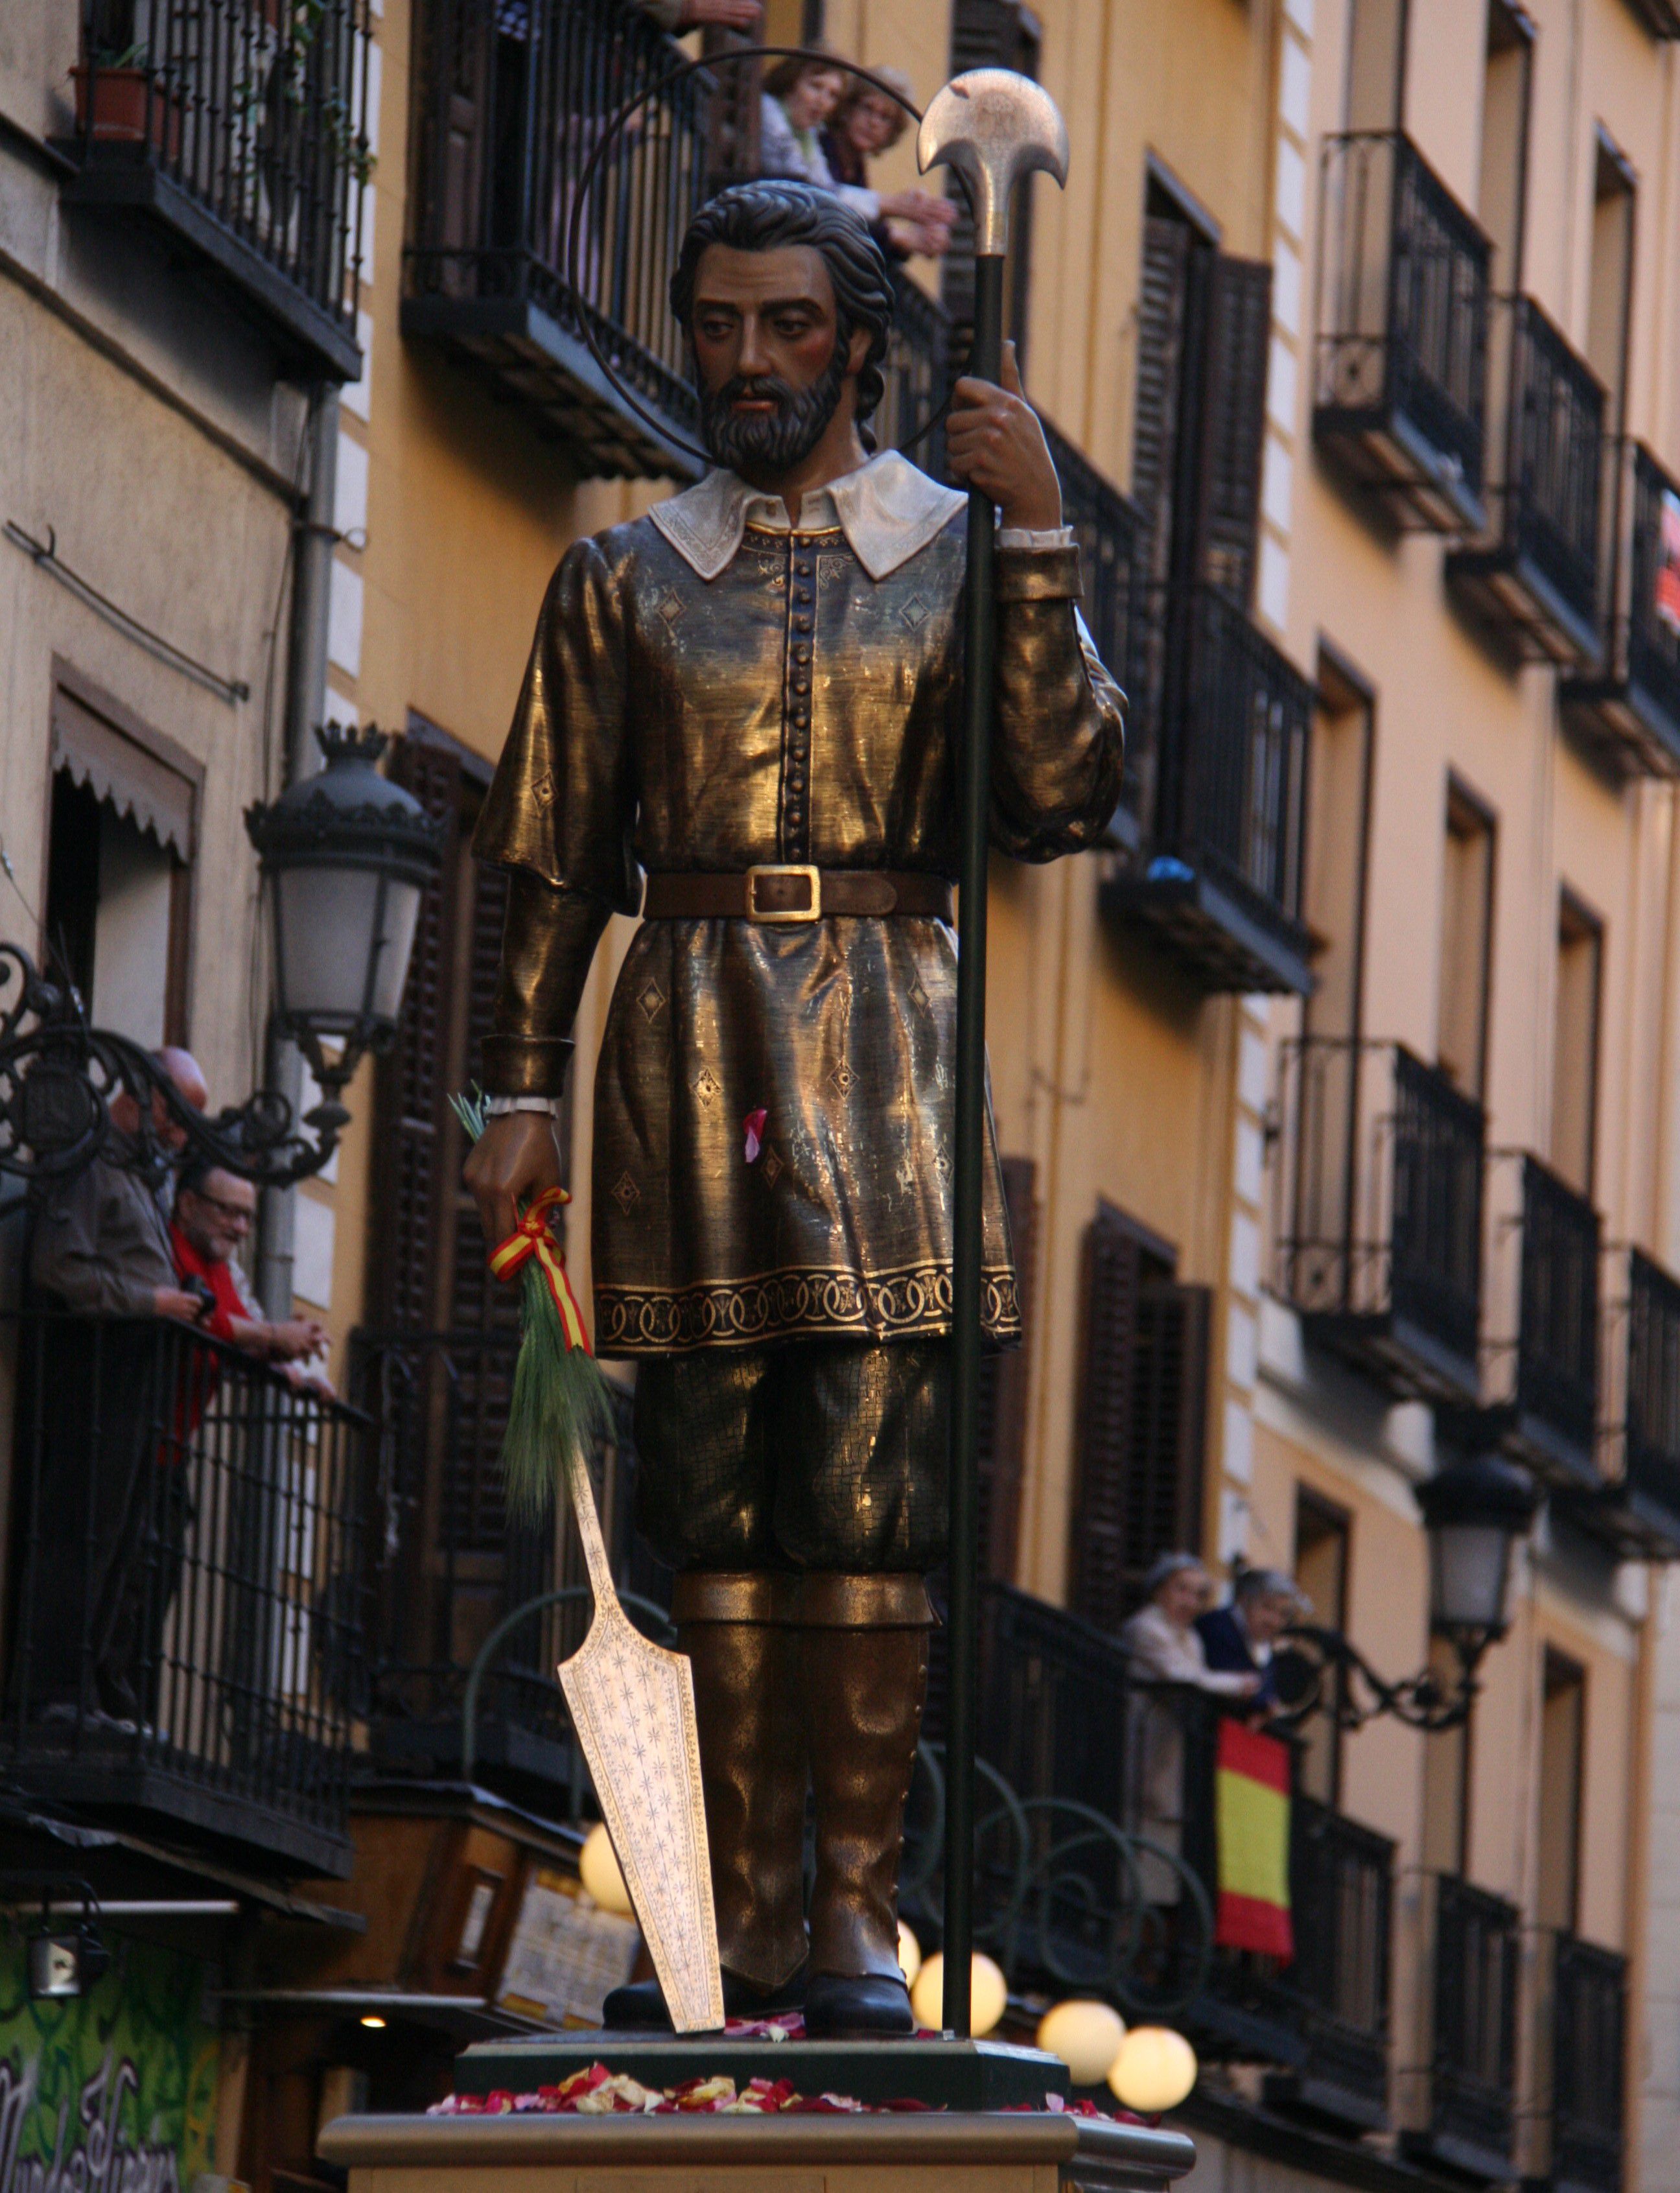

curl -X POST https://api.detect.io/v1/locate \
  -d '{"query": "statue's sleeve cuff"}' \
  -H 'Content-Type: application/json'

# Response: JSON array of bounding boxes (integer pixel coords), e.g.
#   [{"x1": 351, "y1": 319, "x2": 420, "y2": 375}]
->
[
  {"x1": 995, "y1": 543, "x2": 1082, "y2": 602},
  {"x1": 480, "y1": 1034, "x2": 574, "y2": 1097}
]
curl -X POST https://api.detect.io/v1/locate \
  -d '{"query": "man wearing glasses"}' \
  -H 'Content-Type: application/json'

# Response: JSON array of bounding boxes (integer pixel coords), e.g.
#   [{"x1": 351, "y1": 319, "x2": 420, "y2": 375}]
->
[{"x1": 171, "y1": 1162, "x2": 330, "y2": 1387}]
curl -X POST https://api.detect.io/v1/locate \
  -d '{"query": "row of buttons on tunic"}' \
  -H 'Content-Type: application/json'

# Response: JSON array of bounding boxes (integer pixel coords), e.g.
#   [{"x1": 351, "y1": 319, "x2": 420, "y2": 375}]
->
[{"x1": 785, "y1": 545, "x2": 816, "y2": 854}]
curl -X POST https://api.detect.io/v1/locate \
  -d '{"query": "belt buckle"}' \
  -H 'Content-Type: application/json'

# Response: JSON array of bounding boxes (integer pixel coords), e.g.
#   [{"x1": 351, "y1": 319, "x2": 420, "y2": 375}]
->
[{"x1": 745, "y1": 864, "x2": 821, "y2": 924}]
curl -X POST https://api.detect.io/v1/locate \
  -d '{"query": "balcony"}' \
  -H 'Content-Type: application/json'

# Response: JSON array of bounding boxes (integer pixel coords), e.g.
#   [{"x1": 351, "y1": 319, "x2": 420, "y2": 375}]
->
[
  {"x1": 1044, "y1": 421, "x2": 1143, "y2": 729},
  {"x1": 1530, "y1": 1931, "x2": 1628, "y2": 2193},
  {"x1": 58, "y1": 0, "x2": 367, "y2": 381},
  {"x1": 3, "y1": 1312, "x2": 367, "y2": 1875},
  {"x1": 349, "y1": 1328, "x2": 668, "y2": 1796},
  {"x1": 1314, "y1": 133, "x2": 1491, "y2": 532},
  {"x1": 1447, "y1": 296, "x2": 1607, "y2": 666},
  {"x1": 404, "y1": 0, "x2": 947, "y2": 478},
  {"x1": 918, "y1": 1580, "x2": 1394, "y2": 2131},
  {"x1": 1276, "y1": 1040, "x2": 1486, "y2": 1401},
  {"x1": 1402, "y1": 1873, "x2": 1520, "y2": 2181},
  {"x1": 1486, "y1": 1155, "x2": 1602, "y2": 1483},
  {"x1": 1563, "y1": 1247, "x2": 1680, "y2": 1557},
  {"x1": 1104, "y1": 587, "x2": 1314, "y2": 994},
  {"x1": 1563, "y1": 441, "x2": 1680, "y2": 775}
]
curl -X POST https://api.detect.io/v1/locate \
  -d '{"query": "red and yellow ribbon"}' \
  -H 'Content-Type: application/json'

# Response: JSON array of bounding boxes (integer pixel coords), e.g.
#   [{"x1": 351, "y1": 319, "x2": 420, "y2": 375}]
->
[{"x1": 488, "y1": 1186, "x2": 592, "y2": 1355}]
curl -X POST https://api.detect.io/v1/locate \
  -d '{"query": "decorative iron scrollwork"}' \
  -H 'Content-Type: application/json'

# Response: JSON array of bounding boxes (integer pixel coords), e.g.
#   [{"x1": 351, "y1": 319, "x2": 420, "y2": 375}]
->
[{"x1": 0, "y1": 943, "x2": 347, "y2": 1197}]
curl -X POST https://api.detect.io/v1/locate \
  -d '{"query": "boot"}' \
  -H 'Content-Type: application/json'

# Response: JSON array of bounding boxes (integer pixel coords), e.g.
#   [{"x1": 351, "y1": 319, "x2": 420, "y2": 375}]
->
[
  {"x1": 799, "y1": 1574, "x2": 931, "y2": 2040},
  {"x1": 603, "y1": 1573, "x2": 808, "y2": 2030}
]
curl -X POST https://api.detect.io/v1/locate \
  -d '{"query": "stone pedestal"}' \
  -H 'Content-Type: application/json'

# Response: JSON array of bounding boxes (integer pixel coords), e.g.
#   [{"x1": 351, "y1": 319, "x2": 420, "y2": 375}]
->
[
  {"x1": 455, "y1": 2034, "x2": 1071, "y2": 2112},
  {"x1": 319, "y1": 2107, "x2": 1198, "y2": 2193}
]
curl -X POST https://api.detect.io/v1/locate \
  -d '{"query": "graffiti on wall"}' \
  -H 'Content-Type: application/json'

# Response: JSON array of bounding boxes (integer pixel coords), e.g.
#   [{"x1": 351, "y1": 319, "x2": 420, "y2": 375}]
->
[{"x1": 0, "y1": 1932, "x2": 220, "y2": 2190}]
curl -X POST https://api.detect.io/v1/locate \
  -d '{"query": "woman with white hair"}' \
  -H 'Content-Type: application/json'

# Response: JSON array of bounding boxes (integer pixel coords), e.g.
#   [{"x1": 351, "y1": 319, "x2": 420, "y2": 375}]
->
[
  {"x1": 1119, "y1": 1554, "x2": 1263, "y2": 1697},
  {"x1": 1117, "y1": 1555, "x2": 1260, "y2": 1904}
]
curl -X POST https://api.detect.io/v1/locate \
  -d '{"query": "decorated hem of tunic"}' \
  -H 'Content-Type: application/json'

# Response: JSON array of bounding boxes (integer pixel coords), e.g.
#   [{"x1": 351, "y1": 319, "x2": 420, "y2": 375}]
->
[{"x1": 594, "y1": 1261, "x2": 1023, "y2": 1355}]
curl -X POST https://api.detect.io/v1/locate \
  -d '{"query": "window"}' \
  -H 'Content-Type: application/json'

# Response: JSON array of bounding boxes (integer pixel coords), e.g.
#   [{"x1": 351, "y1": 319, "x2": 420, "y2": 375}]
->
[
  {"x1": 1551, "y1": 891, "x2": 1602, "y2": 1197},
  {"x1": 1586, "y1": 132, "x2": 1635, "y2": 428},
  {"x1": 1069, "y1": 1201, "x2": 1211, "y2": 1630},
  {"x1": 370, "y1": 716, "x2": 560, "y2": 1335},
  {"x1": 1294, "y1": 1490, "x2": 1350, "y2": 1806},
  {"x1": 1126, "y1": 173, "x2": 1271, "y2": 823},
  {"x1": 1477, "y1": 2, "x2": 1534, "y2": 292},
  {"x1": 976, "y1": 1155, "x2": 1038, "y2": 1585},
  {"x1": 1306, "y1": 651, "x2": 1375, "y2": 1046},
  {"x1": 1344, "y1": 0, "x2": 1408, "y2": 131},
  {"x1": 1536, "y1": 1648, "x2": 1585, "y2": 1931},
  {"x1": 1438, "y1": 781, "x2": 1496, "y2": 1100},
  {"x1": 41, "y1": 668, "x2": 199, "y2": 1049},
  {"x1": 1421, "y1": 1634, "x2": 1473, "y2": 1874}
]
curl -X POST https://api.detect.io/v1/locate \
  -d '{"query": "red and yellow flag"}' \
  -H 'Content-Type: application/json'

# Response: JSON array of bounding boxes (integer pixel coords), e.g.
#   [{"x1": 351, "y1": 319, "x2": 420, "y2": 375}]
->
[{"x1": 1214, "y1": 1718, "x2": 1294, "y2": 1960}]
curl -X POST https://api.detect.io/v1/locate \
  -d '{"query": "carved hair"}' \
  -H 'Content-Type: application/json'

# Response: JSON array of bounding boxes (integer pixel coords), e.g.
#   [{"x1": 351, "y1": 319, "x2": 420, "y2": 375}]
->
[{"x1": 670, "y1": 181, "x2": 896, "y2": 437}]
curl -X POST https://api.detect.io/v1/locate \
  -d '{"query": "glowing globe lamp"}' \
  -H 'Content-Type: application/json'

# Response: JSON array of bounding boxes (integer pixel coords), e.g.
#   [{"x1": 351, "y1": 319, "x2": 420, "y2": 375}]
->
[
  {"x1": 910, "y1": 1951, "x2": 1007, "y2": 2036},
  {"x1": 1108, "y1": 2026, "x2": 1198, "y2": 2113},
  {"x1": 1038, "y1": 1999, "x2": 1126, "y2": 2087},
  {"x1": 579, "y1": 1820, "x2": 634, "y2": 1916},
  {"x1": 898, "y1": 1921, "x2": 923, "y2": 1986}
]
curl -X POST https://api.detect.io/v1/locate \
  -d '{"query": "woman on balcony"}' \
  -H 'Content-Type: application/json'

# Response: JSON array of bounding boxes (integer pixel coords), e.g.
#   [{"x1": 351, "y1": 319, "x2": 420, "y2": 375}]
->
[
  {"x1": 1119, "y1": 1555, "x2": 1259, "y2": 1904},
  {"x1": 758, "y1": 54, "x2": 953, "y2": 260}
]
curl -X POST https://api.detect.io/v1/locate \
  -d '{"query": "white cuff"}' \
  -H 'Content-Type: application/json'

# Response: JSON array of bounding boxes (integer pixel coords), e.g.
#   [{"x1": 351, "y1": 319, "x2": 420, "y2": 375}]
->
[
  {"x1": 484, "y1": 1095, "x2": 561, "y2": 1118},
  {"x1": 998, "y1": 524, "x2": 1077, "y2": 549}
]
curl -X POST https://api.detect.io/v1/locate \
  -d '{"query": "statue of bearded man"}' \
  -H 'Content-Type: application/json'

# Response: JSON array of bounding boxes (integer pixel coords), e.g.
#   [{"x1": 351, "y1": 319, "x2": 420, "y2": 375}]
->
[{"x1": 465, "y1": 180, "x2": 1125, "y2": 2037}]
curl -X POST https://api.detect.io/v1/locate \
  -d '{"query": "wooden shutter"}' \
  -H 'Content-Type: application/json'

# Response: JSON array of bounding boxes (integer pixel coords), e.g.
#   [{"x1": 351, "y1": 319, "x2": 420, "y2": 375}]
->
[
  {"x1": 1196, "y1": 253, "x2": 1272, "y2": 608},
  {"x1": 977, "y1": 1155, "x2": 1037, "y2": 1584},
  {"x1": 369, "y1": 736, "x2": 466, "y2": 1330},
  {"x1": 1070, "y1": 1203, "x2": 1211, "y2": 1630},
  {"x1": 1070, "y1": 1204, "x2": 1145, "y2": 1629},
  {"x1": 1129, "y1": 1279, "x2": 1211, "y2": 1584},
  {"x1": 1132, "y1": 215, "x2": 1193, "y2": 594}
]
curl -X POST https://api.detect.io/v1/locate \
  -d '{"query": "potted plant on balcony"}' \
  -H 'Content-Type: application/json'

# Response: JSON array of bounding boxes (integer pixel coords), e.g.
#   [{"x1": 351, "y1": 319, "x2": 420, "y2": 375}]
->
[{"x1": 69, "y1": 44, "x2": 182, "y2": 159}]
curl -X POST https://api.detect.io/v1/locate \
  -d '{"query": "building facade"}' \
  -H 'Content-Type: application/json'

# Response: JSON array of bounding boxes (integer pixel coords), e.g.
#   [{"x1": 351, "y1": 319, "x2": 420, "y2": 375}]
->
[{"x1": 6, "y1": 0, "x2": 1680, "y2": 2187}]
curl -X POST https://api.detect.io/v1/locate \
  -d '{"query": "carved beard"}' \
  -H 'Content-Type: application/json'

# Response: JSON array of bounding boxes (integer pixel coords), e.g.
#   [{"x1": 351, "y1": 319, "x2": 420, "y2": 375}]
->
[{"x1": 699, "y1": 344, "x2": 849, "y2": 475}]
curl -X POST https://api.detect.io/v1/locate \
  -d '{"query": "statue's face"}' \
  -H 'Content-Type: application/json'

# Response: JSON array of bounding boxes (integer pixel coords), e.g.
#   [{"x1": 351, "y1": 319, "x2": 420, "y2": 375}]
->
[{"x1": 690, "y1": 242, "x2": 866, "y2": 476}]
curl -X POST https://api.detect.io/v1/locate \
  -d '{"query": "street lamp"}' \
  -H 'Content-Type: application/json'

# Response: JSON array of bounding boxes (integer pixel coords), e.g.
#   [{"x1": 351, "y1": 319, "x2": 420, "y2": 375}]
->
[
  {"x1": 244, "y1": 723, "x2": 443, "y2": 1129},
  {"x1": 1278, "y1": 1442, "x2": 1539, "y2": 1732},
  {"x1": 0, "y1": 723, "x2": 442, "y2": 1196}
]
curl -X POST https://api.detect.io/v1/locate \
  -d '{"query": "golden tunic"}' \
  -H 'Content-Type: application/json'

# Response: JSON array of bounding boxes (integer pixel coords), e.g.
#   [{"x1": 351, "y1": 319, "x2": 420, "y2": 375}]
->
[{"x1": 474, "y1": 454, "x2": 1125, "y2": 1357}]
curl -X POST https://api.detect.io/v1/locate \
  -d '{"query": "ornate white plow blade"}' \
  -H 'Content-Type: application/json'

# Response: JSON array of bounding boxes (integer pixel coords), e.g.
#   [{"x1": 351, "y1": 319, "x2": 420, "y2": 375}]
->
[{"x1": 557, "y1": 1445, "x2": 724, "y2": 2033}]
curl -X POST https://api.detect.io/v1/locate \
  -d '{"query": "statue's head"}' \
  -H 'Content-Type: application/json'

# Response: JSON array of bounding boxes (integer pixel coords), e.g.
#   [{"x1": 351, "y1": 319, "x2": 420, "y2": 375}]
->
[{"x1": 670, "y1": 180, "x2": 896, "y2": 473}]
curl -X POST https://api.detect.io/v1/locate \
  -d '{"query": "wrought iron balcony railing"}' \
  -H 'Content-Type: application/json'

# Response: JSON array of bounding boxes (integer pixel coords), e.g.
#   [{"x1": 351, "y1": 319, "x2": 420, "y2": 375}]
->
[
  {"x1": 1560, "y1": 1246, "x2": 1680, "y2": 1557},
  {"x1": 1042, "y1": 423, "x2": 1143, "y2": 733},
  {"x1": 1563, "y1": 440, "x2": 1680, "y2": 775},
  {"x1": 1105, "y1": 586, "x2": 1314, "y2": 995},
  {"x1": 403, "y1": 0, "x2": 950, "y2": 478},
  {"x1": 1314, "y1": 132, "x2": 1491, "y2": 532},
  {"x1": 1447, "y1": 296, "x2": 1607, "y2": 666},
  {"x1": 348, "y1": 1326, "x2": 666, "y2": 1794},
  {"x1": 1402, "y1": 1873, "x2": 1521, "y2": 2181},
  {"x1": 1276, "y1": 1039, "x2": 1486, "y2": 1401},
  {"x1": 1528, "y1": 1931, "x2": 1628, "y2": 2193},
  {"x1": 62, "y1": 0, "x2": 368, "y2": 380},
  {"x1": 3, "y1": 1311, "x2": 368, "y2": 1874},
  {"x1": 917, "y1": 1579, "x2": 1394, "y2": 2124},
  {"x1": 1483, "y1": 1155, "x2": 1602, "y2": 1483}
]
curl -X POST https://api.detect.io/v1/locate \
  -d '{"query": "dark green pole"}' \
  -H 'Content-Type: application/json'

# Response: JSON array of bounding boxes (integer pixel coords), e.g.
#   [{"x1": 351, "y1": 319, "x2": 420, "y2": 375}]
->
[{"x1": 943, "y1": 250, "x2": 1005, "y2": 2041}]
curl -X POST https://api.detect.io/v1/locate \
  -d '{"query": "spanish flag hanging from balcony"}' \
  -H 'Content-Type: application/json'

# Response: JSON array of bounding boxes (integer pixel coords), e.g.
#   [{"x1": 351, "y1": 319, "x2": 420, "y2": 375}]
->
[{"x1": 1215, "y1": 1719, "x2": 1294, "y2": 1960}]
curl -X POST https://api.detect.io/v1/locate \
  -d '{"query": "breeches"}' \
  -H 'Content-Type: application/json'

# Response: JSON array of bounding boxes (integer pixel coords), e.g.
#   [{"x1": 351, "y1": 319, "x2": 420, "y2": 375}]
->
[{"x1": 632, "y1": 1339, "x2": 950, "y2": 1573}]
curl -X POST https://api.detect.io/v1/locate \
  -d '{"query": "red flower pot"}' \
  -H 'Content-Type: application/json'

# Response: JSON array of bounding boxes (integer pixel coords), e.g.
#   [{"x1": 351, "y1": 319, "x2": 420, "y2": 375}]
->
[{"x1": 71, "y1": 66, "x2": 181, "y2": 158}]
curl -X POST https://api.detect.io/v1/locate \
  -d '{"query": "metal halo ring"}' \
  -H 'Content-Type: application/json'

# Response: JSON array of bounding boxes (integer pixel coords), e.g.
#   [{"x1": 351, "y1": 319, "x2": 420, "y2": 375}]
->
[{"x1": 563, "y1": 43, "x2": 966, "y2": 470}]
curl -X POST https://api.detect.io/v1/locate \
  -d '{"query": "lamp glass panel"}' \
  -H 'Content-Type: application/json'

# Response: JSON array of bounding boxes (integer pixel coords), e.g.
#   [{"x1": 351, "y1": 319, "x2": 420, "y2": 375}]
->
[
  {"x1": 275, "y1": 866, "x2": 383, "y2": 1029},
  {"x1": 368, "y1": 878, "x2": 423, "y2": 1022},
  {"x1": 1430, "y1": 1521, "x2": 1512, "y2": 1636}
]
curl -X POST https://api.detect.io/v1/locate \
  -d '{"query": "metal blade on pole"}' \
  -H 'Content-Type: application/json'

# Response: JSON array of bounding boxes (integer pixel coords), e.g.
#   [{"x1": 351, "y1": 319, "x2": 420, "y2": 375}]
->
[{"x1": 919, "y1": 71, "x2": 1068, "y2": 2041}]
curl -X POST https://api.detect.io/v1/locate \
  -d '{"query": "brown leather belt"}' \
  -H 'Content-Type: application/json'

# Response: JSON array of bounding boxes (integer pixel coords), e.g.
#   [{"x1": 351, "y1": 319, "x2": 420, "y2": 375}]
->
[{"x1": 641, "y1": 867, "x2": 953, "y2": 924}]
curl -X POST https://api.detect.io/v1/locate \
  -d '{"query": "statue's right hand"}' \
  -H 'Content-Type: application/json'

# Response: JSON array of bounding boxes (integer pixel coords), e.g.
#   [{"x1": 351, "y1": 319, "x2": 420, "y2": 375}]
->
[{"x1": 464, "y1": 1111, "x2": 563, "y2": 1247}]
